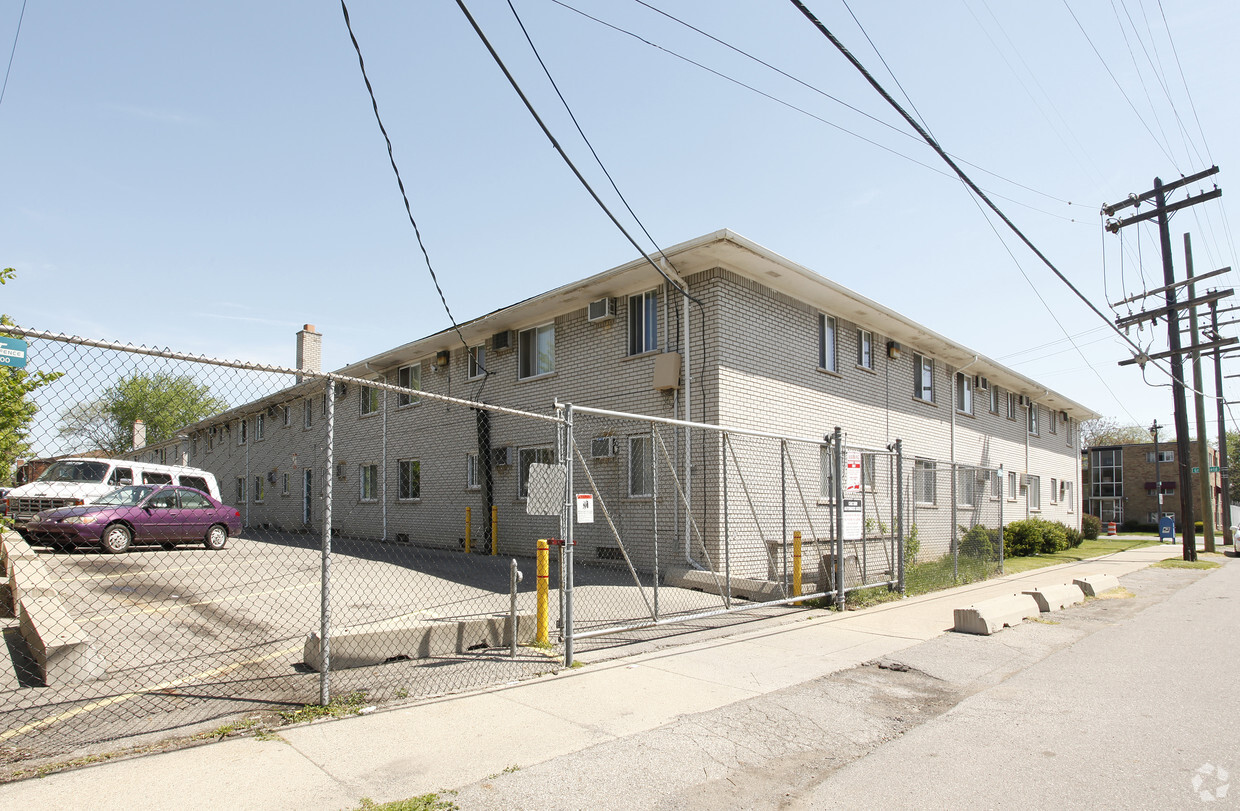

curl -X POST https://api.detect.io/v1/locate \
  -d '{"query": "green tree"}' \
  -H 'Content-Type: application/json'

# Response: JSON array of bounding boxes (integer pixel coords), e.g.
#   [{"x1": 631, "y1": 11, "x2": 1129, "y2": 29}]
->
[
  {"x1": 1080, "y1": 417, "x2": 1155, "y2": 448},
  {"x1": 0, "y1": 269, "x2": 64, "y2": 484},
  {"x1": 1228, "y1": 430, "x2": 1240, "y2": 504},
  {"x1": 58, "y1": 372, "x2": 228, "y2": 456}
]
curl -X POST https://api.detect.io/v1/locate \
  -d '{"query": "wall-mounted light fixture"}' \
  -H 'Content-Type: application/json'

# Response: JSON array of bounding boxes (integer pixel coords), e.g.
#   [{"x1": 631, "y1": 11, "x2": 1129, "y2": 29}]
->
[{"x1": 887, "y1": 341, "x2": 901, "y2": 360}]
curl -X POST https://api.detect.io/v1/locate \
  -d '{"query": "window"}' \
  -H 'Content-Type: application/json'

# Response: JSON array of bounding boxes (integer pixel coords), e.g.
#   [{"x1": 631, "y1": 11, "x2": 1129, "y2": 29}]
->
[
  {"x1": 956, "y1": 373, "x2": 972, "y2": 414},
  {"x1": 236, "y1": 477, "x2": 246, "y2": 504},
  {"x1": 1049, "y1": 411, "x2": 1057, "y2": 434},
  {"x1": 1050, "y1": 478, "x2": 1058, "y2": 504},
  {"x1": 304, "y1": 399, "x2": 313, "y2": 429},
  {"x1": 336, "y1": 462, "x2": 347, "y2": 480},
  {"x1": 1061, "y1": 480, "x2": 1073, "y2": 510},
  {"x1": 914, "y1": 459, "x2": 936, "y2": 505},
  {"x1": 914, "y1": 354, "x2": 934, "y2": 402},
  {"x1": 628, "y1": 436, "x2": 653, "y2": 497},
  {"x1": 360, "y1": 464, "x2": 379, "y2": 502},
  {"x1": 238, "y1": 418, "x2": 248, "y2": 445},
  {"x1": 283, "y1": 405, "x2": 291, "y2": 427},
  {"x1": 956, "y1": 467, "x2": 977, "y2": 506},
  {"x1": 397, "y1": 364, "x2": 421, "y2": 407},
  {"x1": 254, "y1": 475, "x2": 265, "y2": 503},
  {"x1": 986, "y1": 469, "x2": 1001, "y2": 500},
  {"x1": 361, "y1": 386, "x2": 381, "y2": 416},
  {"x1": 990, "y1": 386, "x2": 999, "y2": 414},
  {"x1": 109, "y1": 467, "x2": 133, "y2": 486},
  {"x1": 1027, "y1": 474, "x2": 1041, "y2": 509},
  {"x1": 1007, "y1": 392, "x2": 1017, "y2": 420},
  {"x1": 190, "y1": 437, "x2": 198, "y2": 460},
  {"x1": 1028, "y1": 403, "x2": 1039, "y2": 435},
  {"x1": 1147, "y1": 450, "x2": 1174, "y2": 463},
  {"x1": 1008, "y1": 471, "x2": 1017, "y2": 501},
  {"x1": 282, "y1": 472, "x2": 290, "y2": 496},
  {"x1": 180, "y1": 489, "x2": 211, "y2": 509},
  {"x1": 143, "y1": 471, "x2": 172, "y2": 485},
  {"x1": 819, "y1": 314, "x2": 837, "y2": 372},
  {"x1": 397, "y1": 459, "x2": 421, "y2": 500},
  {"x1": 518, "y1": 323, "x2": 555, "y2": 379},
  {"x1": 149, "y1": 490, "x2": 177, "y2": 510},
  {"x1": 862, "y1": 452, "x2": 876, "y2": 491},
  {"x1": 857, "y1": 329, "x2": 873, "y2": 369},
  {"x1": 466, "y1": 454, "x2": 480, "y2": 490},
  {"x1": 256, "y1": 413, "x2": 265, "y2": 441},
  {"x1": 181, "y1": 475, "x2": 208, "y2": 493},
  {"x1": 518, "y1": 447, "x2": 555, "y2": 498},
  {"x1": 628, "y1": 290, "x2": 658, "y2": 356},
  {"x1": 468, "y1": 346, "x2": 486, "y2": 379},
  {"x1": 819, "y1": 445, "x2": 834, "y2": 500}
]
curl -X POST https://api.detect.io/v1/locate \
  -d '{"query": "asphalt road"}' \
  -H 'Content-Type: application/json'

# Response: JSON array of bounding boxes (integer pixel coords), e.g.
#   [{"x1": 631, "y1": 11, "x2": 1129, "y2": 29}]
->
[{"x1": 451, "y1": 555, "x2": 1240, "y2": 809}]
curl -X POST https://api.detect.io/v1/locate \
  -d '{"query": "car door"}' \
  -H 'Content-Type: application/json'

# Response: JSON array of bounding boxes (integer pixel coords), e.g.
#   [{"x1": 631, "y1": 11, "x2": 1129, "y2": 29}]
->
[
  {"x1": 142, "y1": 488, "x2": 181, "y2": 542},
  {"x1": 176, "y1": 488, "x2": 215, "y2": 539}
]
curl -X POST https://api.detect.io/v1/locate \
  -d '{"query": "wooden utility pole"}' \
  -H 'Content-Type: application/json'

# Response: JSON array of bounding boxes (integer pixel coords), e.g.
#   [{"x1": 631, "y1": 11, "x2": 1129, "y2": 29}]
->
[
  {"x1": 1185, "y1": 233, "x2": 1216, "y2": 552},
  {"x1": 1210, "y1": 300, "x2": 1234, "y2": 546}
]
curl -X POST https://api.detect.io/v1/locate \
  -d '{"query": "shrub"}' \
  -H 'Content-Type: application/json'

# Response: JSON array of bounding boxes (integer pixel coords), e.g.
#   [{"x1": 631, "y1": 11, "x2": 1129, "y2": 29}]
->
[
  {"x1": 1082, "y1": 515, "x2": 1101, "y2": 540},
  {"x1": 1003, "y1": 518, "x2": 1079, "y2": 557},
  {"x1": 1121, "y1": 519, "x2": 1141, "y2": 532},
  {"x1": 959, "y1": 524, "x2": 998, "y2": 560},
  {"x1": 905, "y1": 524, "x2": 920, "y2": 563},
  {"x1": 1004, "y1": 519, "x2": 1040, "y2": 557},
  {"x1": 1064, "y1": 526, "x2": 1083, "y2": 549}
]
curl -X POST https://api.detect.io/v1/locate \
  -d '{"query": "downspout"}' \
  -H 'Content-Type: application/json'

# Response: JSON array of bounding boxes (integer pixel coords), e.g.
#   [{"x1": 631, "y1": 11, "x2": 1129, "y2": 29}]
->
[{"x1": 662, "y1": 258, "x2": 700, "y2": 569}]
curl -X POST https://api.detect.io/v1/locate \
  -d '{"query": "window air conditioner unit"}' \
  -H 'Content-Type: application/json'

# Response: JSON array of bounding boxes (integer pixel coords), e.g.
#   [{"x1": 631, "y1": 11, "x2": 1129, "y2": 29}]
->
[
  {"x1": 491, "y1": 330, "x2": 513, "y2": 352},
  {"x1": 266, "y1": 406, "x2": 278, "y2": 418},
  {"x1": 335, "y1": 382, "x2": 348, "y2": 400},
  {"x1": 492, "y1": 446, "x2": 514, "y2": 467},
  {"x1": 591, "y1": 437, "x2": 618, "y2": 459},
  {"x1": 1019, "y1": 395, "x2": 1030, "y2": 407},
  {"x1": 975, "y1": 376, "x2": 989, "y2": 391},
  {"x1": 267, "y1": 471, "x2": 277, "y2": 484},
  {"x1": 1060, "y1": 410, "x2": 1069, "y2": 422},
  {"x1": 587, "y1": 297, "x2": 616, "y2": 323}
]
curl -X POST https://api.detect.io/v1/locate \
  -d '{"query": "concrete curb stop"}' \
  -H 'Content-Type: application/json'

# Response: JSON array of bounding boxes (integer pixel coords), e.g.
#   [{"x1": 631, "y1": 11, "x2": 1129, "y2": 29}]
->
[
  {"x1": 1073, "y1": 574, "x2": 1121, "y2": 597},
  {"x1": 1022, "y1": 584, "x2": 1086, "y2": 612},
  {"x1": 303, "y1": 612, "x2": 537, "y2": 672},
  {"x1": 953, "y1": 593, "x2": 1042, "y2": 635}
]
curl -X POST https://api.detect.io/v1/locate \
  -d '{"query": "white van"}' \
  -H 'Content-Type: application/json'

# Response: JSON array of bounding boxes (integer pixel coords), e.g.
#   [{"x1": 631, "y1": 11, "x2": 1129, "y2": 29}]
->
[{"x1": 3, "y1": 458, "x2": 222, "y2": 525}]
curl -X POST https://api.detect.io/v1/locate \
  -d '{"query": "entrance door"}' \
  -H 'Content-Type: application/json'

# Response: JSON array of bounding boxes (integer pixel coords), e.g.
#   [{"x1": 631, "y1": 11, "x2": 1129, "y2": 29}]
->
[{"x1": 303, "y1": 470, "x2": 313, "y2": 526}]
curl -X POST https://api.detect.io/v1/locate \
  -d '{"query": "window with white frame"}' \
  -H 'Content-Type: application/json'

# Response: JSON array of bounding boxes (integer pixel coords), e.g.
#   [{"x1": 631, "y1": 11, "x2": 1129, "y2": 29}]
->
[
  {"x1": 819, "y1": 445, "x2": 834, "y2": 500},
  {"x1": 1147, "y1": 450, "x2": 1174, "y2": 463},
  {"x1": 914, "y1": 354, "x2": 934, "y2": 402},
  {"x1": 986, "y1": 469, "x2": 1001, "y2": 500},
  {"x1": 518, "y1": 447, "x2": 555, "y2": 498},
  {"x1": 236, "y1": 477, "x2": 246, "y2": 504},
  {"x1": 256, "y1": 413, "x2": 265, "y2": 441},
  {"x1": 466, "y1": 453, "x2": 479, "y2": 490},
  {"x1": 361, "y1": 386, "x2": 381, "y2": 416},
  {"x1": 1061, "y1": 480, "x2": 1073, "y2": 510},
  {"x1": 238, "y1": 418, "x2": 247, "y2": 445},
  {"x1": 628, "y1": 435, "x2": 653, "y2": 497},
  {"x1": 253, "y1": 474, "x2": 265, "y2": 503},
  {"x1": 862, "y1": 452, "x2": 876, "y2": 491},
  {"x1": 956, "y1": 373, "x2": 972, "y2": 414},
  {"x1": 360, "y1": 464, "x2": 378, "y2": 502},
  {"x1": 914, "y1": 459, "x2": 936, "y2": 505},
  {"x1": 518, "y1": 324, "x2": 555, "y2": 379},
  {"x1": 1050, "y1": 477, "x2": 1059, "y2": 503},
  {"x1": 468, "y1": 346, "x2": 486, "y2": 379},
  {"x1": 1008, "y1": 471, "x2": 1018, "y2": 501},
  {"x1": 956, "y1": 467, "x2": 977, "y2": 506},
  {"x1": 1049, "y1": 410, "x2": 1058, "y2": 434},
  {"x1": 857, "y1": 329, "x2": 873, "y2": 369},
  {"x1": 990, "y1": 386, "x2": 1000, "y2": 414},
  {"x1": 397, "y1": 364, "x2": 421, "y2": 407},
  {"x1": 628, "y1": 290, "x2": 658, "y2": 356},
  {"x1": 1027, "y1": 474, "x2": 1041, "y2": 509},
  {"x1": 819, "y1": 314, "x2": 837, "y2": 372},
  {"x1": 397, "y1": 459, "x2": 421, "y2": 500},
  {"x1": 1028, "y1": 403, "x2": 1039, "y2": 435}
]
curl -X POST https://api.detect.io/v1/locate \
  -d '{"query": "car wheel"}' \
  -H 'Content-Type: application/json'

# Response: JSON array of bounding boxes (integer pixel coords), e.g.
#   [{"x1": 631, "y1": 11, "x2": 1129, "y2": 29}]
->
[
  {"x1": 102, "y1": 523, "x2": 132, "y2": 554},
  {"x1": 204, "y1": 524, "x2": 228, "y2": 551}
]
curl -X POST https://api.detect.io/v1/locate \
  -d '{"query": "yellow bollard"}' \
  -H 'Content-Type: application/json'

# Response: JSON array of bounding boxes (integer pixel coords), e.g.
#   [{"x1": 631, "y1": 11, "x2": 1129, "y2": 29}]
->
[
  {"x1": 793, "y1": 530, "x2": 802, "y2": 605},
  {"x1": 464, "y1": 507, "x2": 472, "y2": 554},
  {"x1": 491, "y1": 505, "x2": 498, "y2": 556},
  {"x1": 536, "y1": 539, "x2": 550, "y2": 645}
]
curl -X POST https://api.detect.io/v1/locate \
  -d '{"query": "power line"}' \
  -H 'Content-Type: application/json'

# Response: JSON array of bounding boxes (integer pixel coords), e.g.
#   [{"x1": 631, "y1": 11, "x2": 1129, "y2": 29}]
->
[{"x1": 0, "y1": 0, "x2": 27, "y2": 112}]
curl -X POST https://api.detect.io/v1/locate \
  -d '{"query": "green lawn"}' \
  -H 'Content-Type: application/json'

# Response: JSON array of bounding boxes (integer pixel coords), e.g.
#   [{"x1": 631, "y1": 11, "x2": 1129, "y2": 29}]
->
[{"x1": 1001, "y1": 536, "x2": 1162, "y2": 574}]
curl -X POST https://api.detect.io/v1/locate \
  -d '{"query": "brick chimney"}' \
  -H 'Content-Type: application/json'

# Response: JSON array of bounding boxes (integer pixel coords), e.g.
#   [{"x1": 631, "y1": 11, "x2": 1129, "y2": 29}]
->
[
  {"x1": 296, "y1": 324, "x2": 321, "y2": 384},
  {"x1": 133, "y1": 419, "x2": 146, "y2": 450}
]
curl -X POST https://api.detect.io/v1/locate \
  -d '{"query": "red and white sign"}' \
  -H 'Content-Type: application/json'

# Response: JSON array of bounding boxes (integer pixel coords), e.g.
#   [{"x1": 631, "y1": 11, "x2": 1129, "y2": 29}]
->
[
  {"x1": 576, "y1": 494, "x2": 595, "y2": 524},
  {"x1": 844, "y1": 450, "x2": 863, "y2": 493}
]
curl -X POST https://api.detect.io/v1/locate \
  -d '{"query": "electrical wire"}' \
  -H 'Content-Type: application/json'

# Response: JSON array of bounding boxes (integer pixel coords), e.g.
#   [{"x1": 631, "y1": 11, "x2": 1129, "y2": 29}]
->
[{"x1": 0, "y1": 0, "x2": 27, "y2": 112}]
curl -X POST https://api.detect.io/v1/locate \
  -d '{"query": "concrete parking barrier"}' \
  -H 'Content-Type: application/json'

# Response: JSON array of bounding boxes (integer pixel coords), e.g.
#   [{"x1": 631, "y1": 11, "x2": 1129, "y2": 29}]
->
[
  {"x1": 664, "y1": 568, "x2": 787, "y2": 602},
  {"x1": 18, "y1": 595, "x2": 107, "y2": 684},
  {"x1": 1023, "y1": 584, "x2": 1086, "y2": 612},
  {"x1": 953, "y1": 593, "x2": 1042, "y2": 635},
  {"x1": 303, "y1": 612, "x2": 537, "y2": 672},
  {"x1": 1072, "y1": 574, "x2": 1121, "y2": 597}
]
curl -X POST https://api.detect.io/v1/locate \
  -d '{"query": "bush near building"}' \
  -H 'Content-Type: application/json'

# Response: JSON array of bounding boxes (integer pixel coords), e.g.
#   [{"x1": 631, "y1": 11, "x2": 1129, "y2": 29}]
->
[{"x1": 1004, "y1": 517, "x2": 1084, "y2": 557}]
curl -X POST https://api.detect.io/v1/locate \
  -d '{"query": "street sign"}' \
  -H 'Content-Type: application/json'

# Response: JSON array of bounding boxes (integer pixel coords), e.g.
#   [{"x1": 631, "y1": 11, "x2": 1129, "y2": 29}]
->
[{"x1": 0, "y1": 336, "x2": 27, "y2": 369}]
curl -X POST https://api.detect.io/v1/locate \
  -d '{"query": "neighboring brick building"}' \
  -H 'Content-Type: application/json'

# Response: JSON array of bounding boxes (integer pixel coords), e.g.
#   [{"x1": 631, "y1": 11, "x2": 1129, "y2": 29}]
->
[
  {"x1": 1083, "y1": 440, "x2": 1223, "y2": 529},
  {"x1": 132, "y1": 230, "x2": 1098, "y2": 568}
]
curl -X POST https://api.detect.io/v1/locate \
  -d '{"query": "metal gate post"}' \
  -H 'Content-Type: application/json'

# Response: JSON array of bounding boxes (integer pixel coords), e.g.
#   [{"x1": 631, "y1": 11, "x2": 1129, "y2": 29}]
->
[
  {"x1": 951, "y1": 463, "x2": 959, "y2": 583},
  {"x1": 781, "y1": 439, "x2": 788, "y2": 593},
  {"x1": 895, "y1": 439, "x2": 904, "y2": 595},
  {"x1": 556, "y1": 408, "x2": 567, "y2": 639},
  {"x1": 722, "y1": 432, "x2": 731, "y2": 609},
  {"x1": 651, "y1": 420, "x2": 659, "y2": 622},
  {"x1": 833, "y1": 427, "x2": 845, "y2": 609},
  {"x1": 564, "y1": 403, "x2": 575, "y2": 668},
  {"x1": 998, "y1": 465, "x2": 1005, "y2": 574},
  {"x1": 320, "y1": 379, "x2": 335, "y2": 705}
]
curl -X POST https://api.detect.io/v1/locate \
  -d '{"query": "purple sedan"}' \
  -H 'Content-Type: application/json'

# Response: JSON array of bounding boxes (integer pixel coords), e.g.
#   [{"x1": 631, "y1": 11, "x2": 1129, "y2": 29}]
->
[{"x1": 24, "y1": 485, "x2": 242, "y2": 554}]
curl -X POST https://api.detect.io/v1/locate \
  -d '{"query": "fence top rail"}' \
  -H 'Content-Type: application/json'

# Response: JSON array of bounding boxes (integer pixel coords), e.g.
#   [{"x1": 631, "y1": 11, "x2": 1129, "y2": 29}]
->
[
  {"x1": 11, "y1": 325, "x2": 563, "y2": 425},
  {"x1": 559, "y1": 401, "x2": 837, "y2": 447}
]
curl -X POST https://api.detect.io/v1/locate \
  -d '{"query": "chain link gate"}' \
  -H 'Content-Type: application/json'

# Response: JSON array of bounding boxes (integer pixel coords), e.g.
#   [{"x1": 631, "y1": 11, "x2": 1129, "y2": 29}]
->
[{"x1": 903, "y1": 459, "x2": 1005, "y2": 594}]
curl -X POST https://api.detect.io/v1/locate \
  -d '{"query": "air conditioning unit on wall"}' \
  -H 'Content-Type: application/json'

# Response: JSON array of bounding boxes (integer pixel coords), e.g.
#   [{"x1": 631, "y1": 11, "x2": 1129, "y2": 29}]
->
[
  {"x1": 492, "y1": 446, "x2": 514, "y2": 467},
  {"x1": 491, "y1": 330, "x2": 513, "y2": 352},
  {"x1": 587, "y1": 297, "x2": 616, "y2": 322},
  {"x1": 591, "y1": 437, "x2": 618, "y2": 459}
]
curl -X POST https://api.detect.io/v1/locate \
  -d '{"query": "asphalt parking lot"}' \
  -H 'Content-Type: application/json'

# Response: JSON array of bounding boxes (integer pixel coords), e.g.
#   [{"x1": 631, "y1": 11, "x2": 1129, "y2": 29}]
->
[{"x1": 0, "y1": 529, "x2": 747, "y2": 762}]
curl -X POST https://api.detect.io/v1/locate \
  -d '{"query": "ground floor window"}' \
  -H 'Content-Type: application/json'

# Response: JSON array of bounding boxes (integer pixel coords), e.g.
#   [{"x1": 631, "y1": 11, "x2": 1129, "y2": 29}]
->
[
  {"x1": 360, "y1": 464, "x2": 379, "y2": 502},
  {"x1": 518, "y1": 447, "x2": 554, "y2": 498},
  {"x1": 397, "y1": 459, "x2": 421, "y2": 500}
]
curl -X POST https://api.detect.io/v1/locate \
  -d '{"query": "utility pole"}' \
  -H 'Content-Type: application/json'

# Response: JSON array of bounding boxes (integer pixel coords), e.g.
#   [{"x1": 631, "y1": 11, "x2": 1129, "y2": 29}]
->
[
  {"x1": 1151, "y1": 419, "x2": 1163, "y2": 535},
  {"x1": 1185, "y1": 233, "x2": 1216, "y2": 552},
  {"x1": 1104, "y1": 166, "x2": 1227, "y2": 562},
  {"x1": 1210, "y1": 300, "x2": 1234, "y2": 545}
]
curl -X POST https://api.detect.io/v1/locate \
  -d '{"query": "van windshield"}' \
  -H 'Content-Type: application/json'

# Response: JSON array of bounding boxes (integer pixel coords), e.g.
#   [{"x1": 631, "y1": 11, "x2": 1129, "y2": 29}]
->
[
  {"x1": 37, "y1": 461, "x2": 110, "y2": 483},
  {"x1": 95, "y1": 486, "x2": 154, "y2": 507}
]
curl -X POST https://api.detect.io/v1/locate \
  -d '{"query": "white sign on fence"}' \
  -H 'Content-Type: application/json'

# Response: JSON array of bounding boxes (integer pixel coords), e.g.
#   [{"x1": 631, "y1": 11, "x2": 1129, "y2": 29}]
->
[
  {"x1": 845, "y1": 450, "x2": 862, "y2": 493},
  {"x1": 576, "y1": 493, "x2": 595, "y2": 523}
]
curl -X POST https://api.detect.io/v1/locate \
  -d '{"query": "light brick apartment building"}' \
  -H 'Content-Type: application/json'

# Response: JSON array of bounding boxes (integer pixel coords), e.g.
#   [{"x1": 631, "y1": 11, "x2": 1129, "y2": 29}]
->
[
  {"x1": 134, "y1": 230, "x2": 1097, "y2": 570},
  {"x1": 1084, "y1": 440, "x2": 1223, "y2": 529}
]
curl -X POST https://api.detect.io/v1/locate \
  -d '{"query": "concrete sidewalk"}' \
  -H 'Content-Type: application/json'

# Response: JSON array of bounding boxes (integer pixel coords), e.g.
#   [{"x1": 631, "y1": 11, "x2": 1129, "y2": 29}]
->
[{"x1": 0, "y1": 541, "x2": 1181, "y2": 810}]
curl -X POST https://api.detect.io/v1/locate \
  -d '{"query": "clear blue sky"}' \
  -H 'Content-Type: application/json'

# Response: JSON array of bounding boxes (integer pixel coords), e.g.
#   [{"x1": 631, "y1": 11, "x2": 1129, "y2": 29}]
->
[{"x1": 2, "y1": 0, "x2": 1237, "y2": 437}]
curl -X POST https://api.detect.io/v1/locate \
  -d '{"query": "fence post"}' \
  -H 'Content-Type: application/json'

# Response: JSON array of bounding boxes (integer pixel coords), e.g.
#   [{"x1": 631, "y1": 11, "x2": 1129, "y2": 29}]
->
[
  {"x1": 491, "y1": 506, "x2": 498, "y2": 556},
  {"x1": 651, "y1": 420, "x2": 659, "y2": 622},
  {"x1": 536, "y1": 539, "x2": 549, "y2": 646},
  {"x1": 951, "y1": 463, "x2": 959, "y2": 583},
  {"x1": 792, "y1": 530, "x2": 802, "y2": 605},
  {"x1": 722, "y1": 432, "x2": 731, "y2": 610},
  {"x1": 465, "y1": 507, "x2": 472, "y2": 554},
  {"x1": 780, "y1": 439, "x2": 788, "y2": 594},
  {"x1": 998, "y1": 466, "x2": 1005, "y2": 574},
  {"x1": 895, "y1": 439, "x2": 904, "y2": 595},
  {"x1": 833, "y1": 427, "x2": 845, "y2": 610},
  {"x1": 320, "y1": 379, "x2": 335, "y2": 705},
  {"x1": 564, "y1": 403, "x2": 575, "y2": 667}
]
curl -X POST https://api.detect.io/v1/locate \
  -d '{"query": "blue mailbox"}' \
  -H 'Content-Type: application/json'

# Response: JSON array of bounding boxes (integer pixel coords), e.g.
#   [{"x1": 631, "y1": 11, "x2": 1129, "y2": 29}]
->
[{"x1": 1158, "y1": 515, "x2": 1176, "y2": 542}]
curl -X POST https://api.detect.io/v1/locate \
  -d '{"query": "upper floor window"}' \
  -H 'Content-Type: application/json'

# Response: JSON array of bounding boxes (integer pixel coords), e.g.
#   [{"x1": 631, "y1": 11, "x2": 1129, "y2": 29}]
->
[
  {"x1": 956, "y1": 373, "x2": 972, "y2": 414},
  {"x1": 468, "y1": 346, "x2": 486, "y2": 379},
  {"x1": 857, "y1": 329, "x2": 873, "y2": 369},
  {"x1": 361, "y1": 386, "x2": 381, "y2": 417},
  {"x1": 397, "y1": 364, "x2": 421, "y2": 407},
  {"x1": 1007, "y1": 392, "x2": 1017, "y2": 420},
  {"x1": 819, "y1": 314, "x2": 837, "y2": 372},
  {"x1": 1028, "y1": 403, "x2": 1039, "y2": 435},
  {"x1": 255, "y1": 413, "x2": 265, "y2": 441},
  {"x1": 1147, "y1": 450, "x2": 1174, "y2": 463},
  {"x1": 238, "y1": 418, "x2": 248, "y2": 445},
  {"x1": 990, "y1": 385, "x2": 1000, "y2": 414},
  {"x1": 628, "y1": 290, "x2": 658, "y2": 356},
  {"x1": 304, "y1": 399, "x2": 313, "y2": 429},
  {"x1": 914, "y1": 354, "x2": 934, "y2": 402},
  {"x1": 519, "y1": 323, "x2": 555, "y2": 379}
]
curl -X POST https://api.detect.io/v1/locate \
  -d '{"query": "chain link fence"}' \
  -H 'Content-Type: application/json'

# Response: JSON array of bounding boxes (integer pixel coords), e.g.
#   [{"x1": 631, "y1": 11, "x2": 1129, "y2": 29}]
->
[{"x1": 0, "y1": 326, "x2": 1007, "y2": 766}]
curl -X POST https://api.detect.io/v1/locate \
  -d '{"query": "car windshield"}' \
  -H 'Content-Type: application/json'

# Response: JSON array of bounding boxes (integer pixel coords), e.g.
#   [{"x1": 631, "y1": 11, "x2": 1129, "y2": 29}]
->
[
  {"x1": 94, "y1": 486, "x2": 155, "y2": 507},
  {"x1": 37, "y1": 460, "x2": 111, "y2": 483}
]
